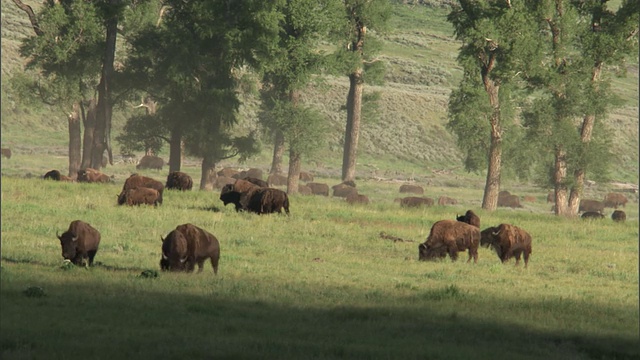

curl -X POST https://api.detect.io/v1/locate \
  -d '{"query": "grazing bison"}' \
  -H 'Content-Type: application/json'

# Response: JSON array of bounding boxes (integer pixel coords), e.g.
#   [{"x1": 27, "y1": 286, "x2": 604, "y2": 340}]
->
[
  {"x1": 298, "y1": 184, "x2": 313, "y2": 195},
  {"x1": 120, "y1": 187, "x2": 160, "y2": 206},
  {"x1": 299, "y1": 171, "x2": 314, "y2": 182},
  {"x1": 418, "y1": 220, "x2": 480, "y2": 263},
  {"x1": 243, "y1": 187, "x2": 290, "y2": 215},
  {"x1": 456, "y1": 210, "x2": 480, "y2": 228},
  {"x1": 219, "y1": 179, "x2": 262, "y2": 211},
  {"x1": 611, "y1": 210, "x2": 626, "y2": 222},
  {"x1": 480, "y1": 224, "x2": 532, "y2": 267},
  {"x1": 56, "y1": 220, "x2": 101, "y2": 266},
  {"x1": 119, "y1": 174, "x2": 164, "y2": 205},
  {"x1": 160, "y1": 223, "x2": 220, "y2": 274},
  {"x1": 603, "y1": 193, "x2": 628, "y2": 208},
  {"x1": 136, "y1": 155, "x2": 165, "y2": 170},
  {"x1": 1, "y1": 148, "x2": 11, "y2": 159},
  {"x1": 332, "y1": 183, "x2": 357, "y2": 198},
  {"x1": 267, "y1": 173, "x2": 288, "y2": 186},
  {"x1": 399, "y1": 184, "x2": 424, "y2": 195},
  {"x1": 346, "y1": 193, "x2": 370, "y2": 205},
  {"x1": 579, "y1": 199, "x2": 605, "y2": 213},
  {"x1": 77, "y1": 168, "x2": 111, "y2": 183},
  {"x1": 166, "y1": 171, "x2": 193, "y2": 191},
  {"x1": 307, "y1": 182, "x2": 330, "y2": 196},
  {"x1": 437, "y1": 196, "x2": 458, "y2": 206},
  {"x1": 498, "y1": 194, "x2": 522, "y2": 208},
  {"x1": 581, "y1": 211, "x2": 604, "y2": 219},
  {"x1": 400, "y1": 196, "x2": 434, "y2": 208}
]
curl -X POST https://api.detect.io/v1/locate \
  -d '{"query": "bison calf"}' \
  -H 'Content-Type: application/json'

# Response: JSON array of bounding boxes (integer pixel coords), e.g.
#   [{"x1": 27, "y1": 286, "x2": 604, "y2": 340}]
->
[
  {"x1": 480, "y1": 224, "x2": 532, "y2": 267},
  {"x1": 611, "y1": 210, "x2": 626, "y2": 222},
  {"x1": 581, "y1": 211, "x2": 604, "y2": 220},
  {"x1": 56, "y1": 220, "x2": 101, "y2": 266},
  {"x1": 456, "y1": 209, "x2": 480, "y2": 228},
  {"x1": 419, "y1": 220, "x2": 480, "y2": 263},
  {"x1": 161, "y1": 223, "x2": 220, "y2": 274}
]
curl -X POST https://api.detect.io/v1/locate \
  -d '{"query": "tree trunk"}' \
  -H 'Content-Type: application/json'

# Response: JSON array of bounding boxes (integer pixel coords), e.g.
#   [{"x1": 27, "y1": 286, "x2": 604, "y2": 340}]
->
[
  {"x1": 270, "y1": 130, "x2": 285, "y2": 175},
  {"x1": 68, "y1": 102, "x2": 82, "y2": 178},
  {"x1": 200, "y1": 156, "x2": 216, "y2": 191},
  {"x1": 169, "y1": 127, "x2": 182, "y2": 173},
  {"x1": 91, "y1": 1, "x2": 118, "y2": 170},
  {"x1": 287, "y1": 149, "x2": 301, "y2": 195},
  {"x1": 81, "y1": 99, "x2": 97, "y2": 170},
  {"x1": 481, "y1": 75, "x2": 502, "y2": 211},
  {"x1": 553, "y1": 146, "x2": 570, "y2": 216},
  {"x1": 342, "y1": 68, "x2": 364, "y2": 182}
]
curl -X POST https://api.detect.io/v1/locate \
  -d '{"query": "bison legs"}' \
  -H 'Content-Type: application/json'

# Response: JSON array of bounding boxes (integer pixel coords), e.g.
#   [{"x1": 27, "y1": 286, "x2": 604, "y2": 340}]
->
[
  {"x1": 447, "y1": 246, "x2": 459, "y2": 262},
  {"x1": 466, "y1": 248, "x2": 478, "y2": 264},
  {"x1": 87, "y1": 250, "x2": 98, "y2": 266}
]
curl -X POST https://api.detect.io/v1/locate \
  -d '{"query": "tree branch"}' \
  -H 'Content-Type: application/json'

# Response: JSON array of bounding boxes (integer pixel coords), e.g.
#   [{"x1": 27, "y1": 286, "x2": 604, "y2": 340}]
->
[{"x1": 13, "y1": 0, "x2": 44, "y2": 36}]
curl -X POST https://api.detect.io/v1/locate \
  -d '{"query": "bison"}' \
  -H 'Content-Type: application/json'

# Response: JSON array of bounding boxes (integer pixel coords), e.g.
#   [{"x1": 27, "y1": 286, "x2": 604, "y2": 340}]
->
[
  {"x1": 581, "y1": 211, "x2": 604, "y2": 219},
  {"x1": 244, "y1": 177, "x2": 269, "y2": 187},
  {"x1": 44, "y1": 170, "x2": 73, "y2": 182},
  {"x1": 611, "y1": 210, "x2": 626, "y2": 222},
  {"x1": 136, "y1": 155, "x2": 165, "y2": 170},
  {"x1": 332, "y1": 183, "x2": 357, "y2": 198},
  {"x1": 166, "y1": 171, "x2": 193, "y2": 191},
  {"x1": 219, "y1": 179, "x2": 262, "y2": 212},
  {"x1": 267, "y1": 173, "x2": 288, "y2": 186},
  {"x1": 1, "y1": 148, "x2": 11, "y2": 159},
  {"x1": 547, "y1": 191, "x2": 555, "y2": 203},
  {"x1": 400, "y1": 196, "x2": 434, "y2": 208},
  {"x1": 243, "y1": 187, "x2": 290, "y2": 215},
  {"x1": 480, "y1": 224, "x2": 532, "y2": 267},
  {"x1": 603, "y1": 193, "x2": 628, "y2": 208},
  {"x1": 299, "y1": 171, "x2": 314, "y2": 182},
  {"x1": 399, "y1": 184, "x2": 424, "y2": 195},
  {"x1": 437, "y1": 196, "x2": 458, "y2": 206},
  {"x1": 56, "y1": 220, "x2": 101, "y2": 266},
  {"x1": 456, "y1": 210, "x2": 480, "y2": 228},
  {"x1": 217, "y1": 167, "x2": 239, "y2": 178},
  {"x1": 298, "y1": 184, "x2": 313, "y2": 195},
  {"x1": 215, "y1": 175, "x2": 236, "y2": 189},
  {"x1": 119, "y1": 174, "x2": 164, "y2": 205},
  {"x1": 498, "y1": 194, "x2": 522, "y2": 208},
  {"x1": 307, "y1": 182, "x2": 329, "y2": 196},
  {"x1": 160, "y1": 223, "x2": 220, "y2": 274},
  {"x1": 77, "y1": 168, "x2": 111, "y2": 183},
  {"x1": 346, "y1": 193, "x2": 370, "y2": 205},
  {"x1": 579, "y1": 199, "x2": 605, "y2": 213},
  {"x1": 119, "y1": 187, "x2": 161, "y2": 207},
  {"x1": 418, "y1": 220, "x2": 480, "y2": 263}
]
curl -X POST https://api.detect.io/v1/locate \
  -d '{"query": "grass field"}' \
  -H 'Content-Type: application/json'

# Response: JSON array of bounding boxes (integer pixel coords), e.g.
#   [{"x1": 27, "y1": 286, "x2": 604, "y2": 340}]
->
[{"x1": 1, "y1": 174, "x2": 638, "y2": 359}]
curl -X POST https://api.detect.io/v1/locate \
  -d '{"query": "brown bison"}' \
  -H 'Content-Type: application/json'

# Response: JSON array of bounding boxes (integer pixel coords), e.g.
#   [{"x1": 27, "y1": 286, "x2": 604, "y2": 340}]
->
[
  {"x1": 166, "y1": 171, "x2": 193, "y2": 191},
  {"x1": 547, "y1": 191, "x2": 555, "y2": 203},
  {"x1": 480, "y1": 224, "x2": 532, "y2": 267},
  {"x1": 160, "y1": 223, "x2": 220, "y2": 274},
  {"x1": 456, "y1": 210, "x2": 480, "y2": 228},
  {"x1": 346, "y1": 193, "x2": 370, "y2": 205},
  {"x1": 118, "y1": 174, "x2": 164, "y2": 205},
  {"x1": 419, "y1": 220, "x2": 480, "y2": 263},
  {"x1": 400, "y1": 196, "x2": 434, "y2": 208},
  {"x1": 119, "y1": 187, "x2": 160, "y2": 207},
  {"x1": 498, "y1": 194, "x2": 522, "y2": 208},
  {"x1": 1, "y1": 148, "x2": 11, "y2": 159},
  {"x1": 215, "y1": 175, "x2": 236, "y2": 189},
  {"x1": 611, "y1": 210, "x2": 626, "y2": 222},
  {"x1": 307, "y1": 182, "x2": 329, "y2": 196},
  {"x1": 399, "y1": 184, "x2": 424, "y2": 195},
  {"x1": 232, "y1": 168, "x2": 264, "y2": 181},
  {"x1": 522, "y1": 196, "x2": 537, "y2": 203},
  {"x1": 219, "y1": 179, "x2": 262, "y2": 212},
  {"x1": 217, "y1": 167, "x2": 239, "y2": 178},
  {"x1": 299, "y1": 171, "x2": 314, "y2": 182},
  {"x1": 579, "y1": 199, "x2": 604, "y2": 213},
  {"x1": 44, "y1": 170, "x2": 74, "y2": 182},
  {"x1": 581, "y1": 211, "x2": 604, "y2": 219},
  {"x1": 136, "y1": 155, "x2": 164, "y2": 170},
  {"x1": 77, "y1": 168, "x2": 111, "y2": 183},
  {"x1": 437, "y1": 196, "x2": 458, "y2": 206},
  {"x1": 243, "y1": 187, "x2": 290, "y2": 215},
  {"x1": 298, "y1": 184, "x2": 313, "y2": 195},
  {"x1": 332, "y1": 183, "x2": 357, "y2": 198},
  {"x1": 267, "y1": 173, "x2": 288, "y2": 186},
  {"x1": 603, "y1": 193, "x2": 628, "y2": 208},
  {"x1": 244, "y1": 177, "x2": 269, "y2": 187},
  {"x1": 56, "y1": 220, "x2": 101, "y2": 266}
]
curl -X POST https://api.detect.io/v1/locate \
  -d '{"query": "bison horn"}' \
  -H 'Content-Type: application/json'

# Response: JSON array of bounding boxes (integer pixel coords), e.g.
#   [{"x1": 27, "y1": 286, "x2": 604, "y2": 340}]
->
[
  {"x1": 71, "y1": 235, "x2": 78, "y2": 242},
  {"x1": 56, "y1": 231, "x2": 61, "y2": 240},
  {"x1": 492, "y1": 229, "x2": 501, "y2": 236},
  {"x1": 179, "y1": 256, "x2": 188, "y2": 263},
  {"x1": 161, "y1": 252, "x2": 168, "y2": 260}
]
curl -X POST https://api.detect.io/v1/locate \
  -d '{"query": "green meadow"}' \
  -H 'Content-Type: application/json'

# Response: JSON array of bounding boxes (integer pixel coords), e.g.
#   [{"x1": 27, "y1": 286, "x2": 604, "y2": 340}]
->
[{"x1": 1, "y1": 174, "x2": 638, "y2": 359}]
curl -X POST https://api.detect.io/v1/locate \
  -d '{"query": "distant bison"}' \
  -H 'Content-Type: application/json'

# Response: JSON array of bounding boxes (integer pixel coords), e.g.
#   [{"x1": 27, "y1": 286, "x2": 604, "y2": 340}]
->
[
  {"x1": 120, "y1": 187, "x2": 160, "y2": 207},
  {"x1": 346, "y1": 193, "x2": 370, "y2": 205},
  {"x1": 399, "y1": 184, "x2": 424, "y2": 195},
  {"x1": 244, "y1": 177, "x2": 269, "y2": 187},
  {"x1": 611, "y1": 210, "x2": 626, "y2": 222},
  {"x1": 299, "y1": 171, "x2": 314, "y2": 182},
  {"x1": 581, "y1": 211, "x2": 604, "y2": 219},
  {"x1": 498, "y1": 194, "x2": 522, "y2": 208},
  {"x1": 307, "y1": 182, "x2": 329, "y2": 196},
  {"x1": 400, "y1": 196, "x2": 434, "y2": 208},
  {"x1": 437, "y1": 196, "x2": 457, "y2": 206},
  {"x1": 579, "y1": 199, "x2": 604, "y2": 213},
  {"x1": 77, "y1": 168, "x2": 111, "y2": 183},
  {"x1": 332, "y1": 183, "x2": 357, "y2": 198},
  {"x1": 267, "y1": 173, "x2": 288, "y2": 187},
  {"x1": 522, "y1": 196, "x2": 537, "y2": 203},
  {"x1": 1, "y1": 148, "x2": 11, "y2": 159},
  {"x1": 235, "y1": 187, "x2": 290, "y2": 215},
  {"x1": 456, "y1": 209, "x2": 480, "y2": 228},
  {"x1": 44, "y1": 170, "x2": 73, "y2": 182},
  {"x1": 298, "y1": 184, "x2": 313, "y2": 195},
  {"x1": 215, "y1": 175, "x2": 236, "y2": 189},
  {"x1": 418, "y1": 220, "x2": 480, "y2": 263},
  {"x1": 480, "y1": 224, "x2": 532, "y2": 267},
  {"x1": 166, "y1": 171, "x2": 193, "y2": 191},
  {"x1": 136, "y1": 155, "x2": 165, "y2": 170},
  {"x1": 603, "y1": 193, "x2": 628, "y2": 208},
  {"x1": 218, "y1": 167, "x2": 239, "y2": 178},
  {"x1": 219, "y1": 179, "x2": 262, "y2": 212},
  {"x1": 160, "y1": 223, "x2": 220, "y2": 274},
  {"x1": 232, "y1": 168, "x2": 264, "y2": 181},
  {"x1": 119, "y1": 174, "x2": 164, "y2": 205},
  {"x1": 56, "y1": 220, "x2": 101, "y2": 267}
]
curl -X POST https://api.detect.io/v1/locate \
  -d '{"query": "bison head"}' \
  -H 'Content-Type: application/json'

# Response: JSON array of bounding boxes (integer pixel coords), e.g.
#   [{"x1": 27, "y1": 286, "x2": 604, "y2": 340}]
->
[
  {"x1": 160, "y1": 235, "x2": 189, "y2": 272},
  {"x1": 418, "y1": 243, "x2": 446, "y2": 261},
  {"x1": 480, "y1": 227, "x2": 500, "y2": 248},
  {"x1": 57, "y1": 231, "x2": 79, "y2": 262}
]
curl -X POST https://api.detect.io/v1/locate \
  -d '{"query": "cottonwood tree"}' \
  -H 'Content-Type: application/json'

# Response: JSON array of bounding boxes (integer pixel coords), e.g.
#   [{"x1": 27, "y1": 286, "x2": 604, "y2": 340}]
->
[{"x1": 447, "y1": 0, "x2": 540, "y2": 210}]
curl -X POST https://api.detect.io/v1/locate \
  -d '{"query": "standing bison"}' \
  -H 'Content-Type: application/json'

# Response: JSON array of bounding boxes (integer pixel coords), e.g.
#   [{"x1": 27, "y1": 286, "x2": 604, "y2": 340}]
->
[
  {"x1": 456, "y1": 210, "x2": 480, "y2": 228},
  {"x1": 418, "y1": 220, "x2": 480, "y2": 263},
  {"x1": 219, "y1": 179, "x2": 262, "y2": 212},
  {"x1": 136, "y1": 155, "x2": 165, "y2": 170},
  {"x1": 166, "y1": 171, "x2": 193, "y2": 191},
  {"x1": 579, "y1": 199, "x2": 605, "y2": 213},
  {"x1": 480, "y1": 224, "x2": 532, "y2": 267},
  {"x1": 611, "y1": 210, "x2": 626, "y2": 222},
  {"x1": 603, "y1": 193, "x2": 628, "y2": 208},
  {"x1": 119, "y1": 174, "x2": 164, "y2": 205},
  {"x1": 498, "y1": 193, "x2": 522, "y2": 208},
  {"x1": 243, "y1": 187, "x2": 290, "y2": 215},
  {"x1": 160, "y1": 223, "x2": 220, "y2": 274},
  {"x1": 56, "y1": 220, "x2": 101, "y2": 266}
]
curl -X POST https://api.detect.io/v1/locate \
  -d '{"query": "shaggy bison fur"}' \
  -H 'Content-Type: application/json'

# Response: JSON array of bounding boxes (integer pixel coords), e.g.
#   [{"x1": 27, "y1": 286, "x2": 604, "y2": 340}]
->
[
  {"x1": 611, "y1": 210, "x2": 626, "y2": 222},
  {"x1": 120, "y1": 187, "x2": 160, "y2": 206},
  {"x1": 400, "y1": 197, "x2": 434, "y2": 208},
  {"x1": 332, "y1": 183, "x2": 358, "y2": 198},
  {"x1": 418, "y1": 220, "x2": 480, "y2": 263},
  {"x1": 603, "y1": 193, "x2": 628, "y2": 208},
  {"x1": 119, "y1": 174, "x2": 164, "y2": 205},
  {"x1": 581, "y1": 211, "x2": 604, "y2": 219},
  {"x1": 307, "y1": 182, "x2": 329, "y2": 196},
  {"x1": 77, "y1": 168, "x2": 111, "y2": 183},
  {"x1": 136, "y1": 155, "x2": 164, "y2": 170},
  {"x1": 56, "y1": 220, "x2": 101, "y2": 266},
  {"x1": 160, "y1": 223, "x2": 220, "y2": 274},
  {"x1": 346, "y1": 193, "x2": 370, "y2": 205},
  {"x1": 480, "y1": 224, "x2": 532, "y2": 267},
  {"x1": 456, "y1": 210, "x2": 480, "y2": 228},
  {"x1": 579, "y1": 199, "x2": 604, "y2": 213},
  {"x1": 44, "y1": 170, "x2": 74, "y2": 182},
  {"x1": 267, "y1": 173, "x2": 288, "y2": 186},
  {"x1": 166, "y1": 171, "x2": 193, "y2": 191},
  {"x1": 498, "y1": 193, "x2": 522, "y2": 208},
  {"x1": 219, "y1": 179, "x2": 263, "y2": 211},
  {"x1": 242, "y1": 187, "x2": 290, "y2": 215}
]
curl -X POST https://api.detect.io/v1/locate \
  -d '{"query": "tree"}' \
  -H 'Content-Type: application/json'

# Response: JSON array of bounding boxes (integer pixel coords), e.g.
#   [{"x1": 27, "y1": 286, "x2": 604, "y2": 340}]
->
[
  {"x1": 334, "y1": 0, "x2": 390, "y2": 182},
  {"x1": 447, "y1": 0, "x2": 540, "y2": 210}
]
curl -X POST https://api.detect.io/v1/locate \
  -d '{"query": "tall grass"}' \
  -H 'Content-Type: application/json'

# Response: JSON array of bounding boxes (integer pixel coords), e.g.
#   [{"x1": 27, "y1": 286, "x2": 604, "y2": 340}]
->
[{"x1": 1, "y1": 176, "x2": 638, "y2": 359}]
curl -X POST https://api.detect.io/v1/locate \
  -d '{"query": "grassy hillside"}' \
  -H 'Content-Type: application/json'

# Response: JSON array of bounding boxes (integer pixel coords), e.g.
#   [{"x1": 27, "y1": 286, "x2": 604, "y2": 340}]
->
[{"x1": 1, "y1": 0, "x2": 638, "y2": 186}]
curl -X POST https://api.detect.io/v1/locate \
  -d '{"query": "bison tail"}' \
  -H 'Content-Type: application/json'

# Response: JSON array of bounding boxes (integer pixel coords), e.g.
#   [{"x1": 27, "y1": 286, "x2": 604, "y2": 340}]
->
[{"x1": 284, "y1": 197, "x2": 290, "y2": 215}]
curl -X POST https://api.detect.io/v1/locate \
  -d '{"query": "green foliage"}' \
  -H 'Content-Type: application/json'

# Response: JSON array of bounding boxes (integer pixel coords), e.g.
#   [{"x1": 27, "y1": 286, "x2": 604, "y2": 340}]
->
[{"x1": 115, "y1": 113, "x2": 166, "y2": 155}]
